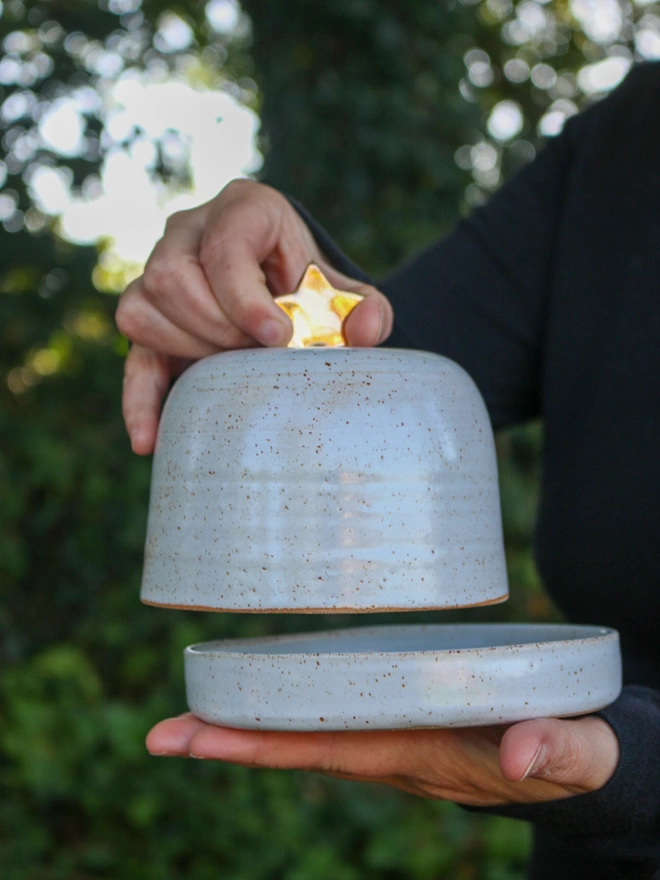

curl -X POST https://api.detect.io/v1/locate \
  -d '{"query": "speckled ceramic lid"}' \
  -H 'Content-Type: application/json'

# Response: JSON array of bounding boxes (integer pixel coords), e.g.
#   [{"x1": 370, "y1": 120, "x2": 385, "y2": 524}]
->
[{"x1": 140, "y1": 342, "x2": 509, "y2": 613}]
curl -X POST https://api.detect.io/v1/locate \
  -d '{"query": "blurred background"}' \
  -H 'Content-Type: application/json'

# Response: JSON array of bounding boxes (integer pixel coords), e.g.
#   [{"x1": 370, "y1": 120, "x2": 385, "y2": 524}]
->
[{"x1": 1, "y1": 1, "x2": 657, "y2": 877}]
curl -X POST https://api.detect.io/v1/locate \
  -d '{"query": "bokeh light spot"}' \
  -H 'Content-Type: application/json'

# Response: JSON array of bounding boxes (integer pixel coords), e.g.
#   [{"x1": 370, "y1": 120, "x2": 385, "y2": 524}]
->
[
  {"x1": 577, "y1": 56, "x2": 632, "y2": 94},
  {"x1": 206, "y1": 0, "x2": 241, "y2": 34},
  {"x1": 487, "y1": 100, "x2": 524, "y2": 141},
  {"x1": 39, "y1": 100, "x2": 85, "y2": 156}
]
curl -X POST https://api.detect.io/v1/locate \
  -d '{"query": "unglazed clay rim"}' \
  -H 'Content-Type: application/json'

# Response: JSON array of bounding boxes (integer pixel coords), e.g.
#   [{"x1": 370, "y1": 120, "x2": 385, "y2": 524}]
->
[
  {"x1": 183, "y1": 623, "x2": 622, "y2": 731},
  {"x1": 141, "y1": 592, "x2": 508, "y2": 613}
]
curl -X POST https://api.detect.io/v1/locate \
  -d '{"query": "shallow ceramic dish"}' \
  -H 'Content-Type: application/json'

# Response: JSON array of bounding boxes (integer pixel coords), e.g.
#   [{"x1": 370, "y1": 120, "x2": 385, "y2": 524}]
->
[
  {"x1": 184, "y1": 623, "x2": 621, "y2": 730},
  {"x1": 141, "y1": 348, "x2": 508, "y2": 612}
]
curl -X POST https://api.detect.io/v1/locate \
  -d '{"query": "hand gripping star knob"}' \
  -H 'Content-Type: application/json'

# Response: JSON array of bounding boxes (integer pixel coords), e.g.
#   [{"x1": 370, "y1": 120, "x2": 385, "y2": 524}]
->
[{"x1": 275, "y1": 264, "x2": 365, "y2": 348}]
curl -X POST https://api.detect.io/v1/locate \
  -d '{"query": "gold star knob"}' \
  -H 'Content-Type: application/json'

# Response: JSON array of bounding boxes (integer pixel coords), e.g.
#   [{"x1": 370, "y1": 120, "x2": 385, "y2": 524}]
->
[{"x1": 275, "y1": 263, "x2": 365, "y2": 348}]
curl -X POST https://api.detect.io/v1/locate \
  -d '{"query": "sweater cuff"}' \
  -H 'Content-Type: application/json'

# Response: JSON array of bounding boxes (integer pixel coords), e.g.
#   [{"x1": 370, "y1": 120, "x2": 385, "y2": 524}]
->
[
  {"x1": 288, "y1": 197, "x2": 374, "y2": 285},
  {"x1": 467, "y1": 686, "x2": 660, "y2": 861},
  {"x1": 287, "y1": 196, "x2": 414, "y2": 351}
]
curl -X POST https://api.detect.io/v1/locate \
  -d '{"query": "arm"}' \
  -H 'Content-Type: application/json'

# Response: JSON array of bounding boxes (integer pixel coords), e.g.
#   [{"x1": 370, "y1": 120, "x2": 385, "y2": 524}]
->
[
  {"x1": 289, "y1": 87, "x2": 660, "y2": 861},
  {"x1": 116, "y1": 66, "x2": 660, "y2": 866},
  {"x1": 292, "y1": 104, "x2": 577, "y2": 431}
]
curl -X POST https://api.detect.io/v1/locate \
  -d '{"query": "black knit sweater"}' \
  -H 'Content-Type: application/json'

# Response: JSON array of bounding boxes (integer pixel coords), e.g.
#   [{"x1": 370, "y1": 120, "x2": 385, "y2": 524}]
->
[{"x1": 293, "y1": 62, "x2": 660, "y2": 880}]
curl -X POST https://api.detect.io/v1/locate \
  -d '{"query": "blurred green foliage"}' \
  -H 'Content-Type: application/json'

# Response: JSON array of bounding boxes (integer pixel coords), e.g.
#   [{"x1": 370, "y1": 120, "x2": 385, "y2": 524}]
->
[{"x1": 1, "y1": 0, "x2": 654, "y2": 877}]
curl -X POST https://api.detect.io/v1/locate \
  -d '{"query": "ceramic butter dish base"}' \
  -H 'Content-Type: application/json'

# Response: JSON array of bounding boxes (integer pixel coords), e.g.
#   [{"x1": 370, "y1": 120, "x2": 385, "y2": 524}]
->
[{"x1": 184, "y1": 623, "x2": 621, "y2": 731}]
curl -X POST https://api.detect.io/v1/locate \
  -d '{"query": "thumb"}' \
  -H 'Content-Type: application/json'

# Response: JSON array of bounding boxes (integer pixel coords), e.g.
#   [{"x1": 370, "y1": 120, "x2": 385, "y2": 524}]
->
[
  {"x1": 499, "y1": 716, "x2": 619, "y2": 792},
  {"x1": 341, "y1": 284, "x2": 393, "y2": 348}
]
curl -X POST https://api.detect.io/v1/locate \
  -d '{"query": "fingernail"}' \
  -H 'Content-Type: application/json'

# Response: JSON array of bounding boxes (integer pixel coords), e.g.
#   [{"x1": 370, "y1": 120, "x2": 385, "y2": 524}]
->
[
  {"x1": 257, "y1": 319, "x2": 286, "y2": 347},
  {"x1": 148, "y1": 750, "x2": 173, "y2": 757},
  {"x1": 130, "y1": 426, "x2": 143, "y2": 449},
  {"x1": 376, "y1": 309, "x2": 384, "y2": 344},
  {"x1": 189, "y1": 753, "x2": 206, "y2": 760},
  {"x1": 521, "y1": 744, "x2": 547, "y2": 780}
]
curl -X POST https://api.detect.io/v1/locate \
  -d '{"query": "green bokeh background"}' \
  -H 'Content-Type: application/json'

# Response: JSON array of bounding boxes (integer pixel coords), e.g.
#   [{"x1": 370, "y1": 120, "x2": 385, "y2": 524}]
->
[{"x1": 1, "y1": 1, "x2": 648, "y2": 877}]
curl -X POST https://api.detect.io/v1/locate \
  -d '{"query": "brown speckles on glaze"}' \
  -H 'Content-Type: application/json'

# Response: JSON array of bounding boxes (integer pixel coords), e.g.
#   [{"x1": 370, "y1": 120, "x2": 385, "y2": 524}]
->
[
  {"x1": 141, "y1": 348, "x2": 508, "y2": 612},
  {"x1": 136, "y1": 349, "x2": 620, "y2": 733},
  {"x1": 183, "y1": 623, "x2": 622, "y2": 732}
]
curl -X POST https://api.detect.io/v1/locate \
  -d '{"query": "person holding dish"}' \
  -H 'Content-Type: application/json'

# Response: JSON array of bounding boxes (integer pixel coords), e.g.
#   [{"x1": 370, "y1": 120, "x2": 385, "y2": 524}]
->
[{"x1": 116, "y1": 63, "x2": 660, "y2": 880}]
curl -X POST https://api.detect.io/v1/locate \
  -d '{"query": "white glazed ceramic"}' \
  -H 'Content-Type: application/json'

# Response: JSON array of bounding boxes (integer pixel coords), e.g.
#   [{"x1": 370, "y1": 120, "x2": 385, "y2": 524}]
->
[
  {"x1": 141, "y1": 347, "x2": 508, "y2": 612},
  {"x1": 184, "y1": 623, "x2": 622, "y2": 730}
]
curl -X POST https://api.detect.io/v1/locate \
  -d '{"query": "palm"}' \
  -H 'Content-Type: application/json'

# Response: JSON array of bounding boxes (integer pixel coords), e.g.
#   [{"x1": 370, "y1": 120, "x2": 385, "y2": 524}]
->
[{"x1": 146, "y1": 712, "x2": 618, "y2": 807}]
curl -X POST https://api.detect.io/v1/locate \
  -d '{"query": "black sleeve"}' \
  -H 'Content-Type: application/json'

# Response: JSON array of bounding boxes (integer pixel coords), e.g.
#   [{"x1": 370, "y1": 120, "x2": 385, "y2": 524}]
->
[
  {"x1": 293, "y1": 102, "x2": 587, "y2": 431},
  {"x1": 289, "y1": 71, "x2": 660, "y2": 869},
  {"x1": 474, "y1": 687, "x2": 660, "y2": 867}
]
